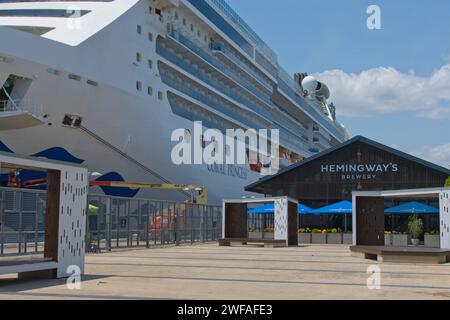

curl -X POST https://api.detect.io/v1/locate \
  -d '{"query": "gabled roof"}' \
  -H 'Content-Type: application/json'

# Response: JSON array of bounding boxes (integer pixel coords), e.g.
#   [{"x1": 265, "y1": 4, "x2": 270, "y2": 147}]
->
[{"x1": 245, "y1": 135, "x2": 450, "y2": 191}]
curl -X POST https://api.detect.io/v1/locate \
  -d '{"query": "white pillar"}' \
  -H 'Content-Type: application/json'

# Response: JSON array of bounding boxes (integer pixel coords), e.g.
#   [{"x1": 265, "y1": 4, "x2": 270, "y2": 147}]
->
[
  {"x1": 440, "y1": 190, "x2": 450, "y2": 249},
  {"x1": 274, "y1": 198, "x2": 288, "y2": 245}
]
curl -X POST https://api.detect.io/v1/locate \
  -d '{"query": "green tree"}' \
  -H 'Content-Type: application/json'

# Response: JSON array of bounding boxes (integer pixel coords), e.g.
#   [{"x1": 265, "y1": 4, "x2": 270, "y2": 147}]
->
[{"x1": 446, "y1": 176, "x2": 450, "y2": 187}]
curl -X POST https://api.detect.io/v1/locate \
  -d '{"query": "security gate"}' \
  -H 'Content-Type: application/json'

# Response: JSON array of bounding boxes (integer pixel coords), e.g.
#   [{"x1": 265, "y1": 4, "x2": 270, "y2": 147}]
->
[
  {"x1": 0, "y1": 188, "x2": 46, "y2": 255},
  {"x1": 0, "y1": 187, "x2": 222, "y2": 255}
]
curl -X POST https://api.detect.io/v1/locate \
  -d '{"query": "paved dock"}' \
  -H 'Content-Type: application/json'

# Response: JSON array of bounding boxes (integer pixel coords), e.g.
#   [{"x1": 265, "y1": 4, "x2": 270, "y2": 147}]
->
[{"x1": 0, "y1": 243, "x2": 449, "y2": 300}]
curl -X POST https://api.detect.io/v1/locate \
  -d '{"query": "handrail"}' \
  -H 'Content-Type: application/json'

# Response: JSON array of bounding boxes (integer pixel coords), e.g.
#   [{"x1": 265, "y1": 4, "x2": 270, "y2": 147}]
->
[{"x1": 0, "y1": 99, "x2": 43, "y2": 117}]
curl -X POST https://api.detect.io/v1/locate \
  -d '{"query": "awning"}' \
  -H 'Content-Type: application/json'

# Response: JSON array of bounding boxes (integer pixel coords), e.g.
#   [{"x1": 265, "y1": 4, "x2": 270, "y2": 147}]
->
[
  {"x1": 385, "y1": 201, "x2": 439, "y2": 214},
  {"x1": 313, "y1": 200, "x2": 352, "y2": 214}
]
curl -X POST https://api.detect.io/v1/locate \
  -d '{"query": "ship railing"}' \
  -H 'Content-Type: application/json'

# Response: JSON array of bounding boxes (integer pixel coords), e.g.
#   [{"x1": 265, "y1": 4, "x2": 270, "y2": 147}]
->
[
  {"x1": 162, "y1": 69, "x2": 315, "y2": 152},
  {"x1": 158, "y1": 45, "x2": 272, "y2": 119},
  {"x1": 211, "y1": 42, "x2": 273, "y2": 90},
  {"x1": 0, "y1": 99, "x2": 43, "y2": 118},
  {"x1": 161, "y1": 69, "x2": 270, "y2": 127},
  {"x1": 276, "y1": 80, "x2": 347, "y2": 141},
  {"x1": 169, "y1": 28, "x2": 273, "y2": 106}
]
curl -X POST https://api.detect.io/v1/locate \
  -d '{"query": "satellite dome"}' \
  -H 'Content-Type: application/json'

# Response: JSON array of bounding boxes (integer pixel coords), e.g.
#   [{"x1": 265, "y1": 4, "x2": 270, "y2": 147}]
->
[{"x1": 301, "y1": 76, "x2": 330, "y2": 99}]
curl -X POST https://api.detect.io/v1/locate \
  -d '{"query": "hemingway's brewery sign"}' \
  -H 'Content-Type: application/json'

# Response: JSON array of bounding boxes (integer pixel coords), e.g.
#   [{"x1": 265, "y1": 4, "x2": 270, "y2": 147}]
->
[{"x1": 321, "y1": 162, "x2": 398, "y2": 181}]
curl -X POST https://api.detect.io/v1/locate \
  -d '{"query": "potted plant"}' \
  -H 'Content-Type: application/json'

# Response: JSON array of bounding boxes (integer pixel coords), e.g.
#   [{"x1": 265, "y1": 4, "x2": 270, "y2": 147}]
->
[
  {"x1": 263, "y1": 227, "x2": 274, "y2": 239},
  {"x1": 326, "y1": 228, "x2": 343, "y2": 244},
  {"x1": 407, "y1": 216, "x2": 423, "y2": 246},
  {"x1": 424, "y1": 230, "x2": 440, "y2": 248},
  {"x1": 311, "y1": 228, "x2": 327, "y2": 244},
  {"x1": 298, "y1": 228, "x2": 312, "y2": 244}
]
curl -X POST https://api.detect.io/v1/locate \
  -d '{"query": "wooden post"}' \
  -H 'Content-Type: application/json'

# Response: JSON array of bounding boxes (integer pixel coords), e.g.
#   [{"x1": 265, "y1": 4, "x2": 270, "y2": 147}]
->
[
  {"x1": 224, "y1": 203, "x2": 247, "y2": 238},
  {"x1": 44, "y1": 170, "x2": 60, "y2": 262}
]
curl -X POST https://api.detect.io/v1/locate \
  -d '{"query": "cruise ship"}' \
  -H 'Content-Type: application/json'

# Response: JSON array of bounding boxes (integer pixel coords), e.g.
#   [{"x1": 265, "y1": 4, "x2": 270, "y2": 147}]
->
[{"x1": 0, "y1": 0, "x2": 348, "y2": 204}]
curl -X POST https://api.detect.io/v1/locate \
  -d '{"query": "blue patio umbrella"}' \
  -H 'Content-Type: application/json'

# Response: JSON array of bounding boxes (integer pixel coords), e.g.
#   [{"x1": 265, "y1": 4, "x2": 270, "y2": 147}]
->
[
  {"x1": 248, "y1": 203, "x2": 274, "y2": 214},
  {"x1": 298, "y1": 203, "x2": 315, "y2": 215},
  {"x1": 385, "y1": 201, "x2": 439, "y2": 214},
  {"x1": 313, "y1": 200, "x2": 352, "y2": 214},
  {"x1": 313, "y1": 200, "x2": 353, "y2": 232},
  {"x1": 248, "y1": 203, "x2": 315, "y2": 215}
]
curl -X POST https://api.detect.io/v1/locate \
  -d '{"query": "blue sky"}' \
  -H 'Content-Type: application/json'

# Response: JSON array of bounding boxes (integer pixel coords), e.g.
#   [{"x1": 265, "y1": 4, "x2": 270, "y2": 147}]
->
[{"x1": 226, "y1": 0, "x2": 450, "y2": 168}]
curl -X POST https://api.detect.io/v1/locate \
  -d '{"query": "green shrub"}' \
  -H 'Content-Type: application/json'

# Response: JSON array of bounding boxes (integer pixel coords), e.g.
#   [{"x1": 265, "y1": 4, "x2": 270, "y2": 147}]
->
[
  {"x1": 407, "y1": 216, "x2": 423, "y2": 239},
  {"x1": 445, "y1": 176, "x2": 450, "y2": 187}
]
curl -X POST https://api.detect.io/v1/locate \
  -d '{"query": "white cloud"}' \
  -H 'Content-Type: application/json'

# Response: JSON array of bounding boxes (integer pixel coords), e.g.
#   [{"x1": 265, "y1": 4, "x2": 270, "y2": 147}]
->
[
  {"x1": 411, "y1": 143, "x2": 450, "y2": 169},
  {"x1": 313, "y1": 64, "x2": 450, "y2": 119}
]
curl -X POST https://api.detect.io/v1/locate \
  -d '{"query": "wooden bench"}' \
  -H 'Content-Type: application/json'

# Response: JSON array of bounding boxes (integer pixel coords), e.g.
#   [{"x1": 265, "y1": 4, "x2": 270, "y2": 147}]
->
[
  {"x1": 219, "y1": 238, "x2": 286, "y2": 248},
  {"x1": 350, "y1": 246, "x2": 450, "y2": 264}
]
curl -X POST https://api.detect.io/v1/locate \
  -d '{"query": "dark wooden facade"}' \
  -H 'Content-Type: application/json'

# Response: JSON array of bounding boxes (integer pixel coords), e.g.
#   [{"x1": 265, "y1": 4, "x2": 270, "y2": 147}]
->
[{"x1": 246, "y1": 136, "x2": 450, "y2": 208}]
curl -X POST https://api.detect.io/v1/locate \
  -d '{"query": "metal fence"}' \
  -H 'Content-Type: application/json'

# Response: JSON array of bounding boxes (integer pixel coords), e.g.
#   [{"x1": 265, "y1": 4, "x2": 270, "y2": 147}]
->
[{"x1": 0, "y1": 187, "x2": 222, "y2": 256}]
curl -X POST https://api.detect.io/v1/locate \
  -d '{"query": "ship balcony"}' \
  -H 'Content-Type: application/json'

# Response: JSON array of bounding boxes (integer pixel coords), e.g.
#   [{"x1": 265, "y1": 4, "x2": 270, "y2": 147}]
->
[
  {"x1": 159, "y1": 66, "x2": 272, "y2": 127},
  {"x1": 157, "y1": 45, "x2": 273, "y2": 121},
  {"x1": 0, "y1": 99, "x2": 45, "y2": 130},
  {"x1": 165, "y1": 29, "x2": 273, "y2": 107},
  {"x1": 313, "y1": 136, "x2": 331, "y2": 150},
  {"x1": 211, "y1": 42, "x2": 273, "y2": 91}
]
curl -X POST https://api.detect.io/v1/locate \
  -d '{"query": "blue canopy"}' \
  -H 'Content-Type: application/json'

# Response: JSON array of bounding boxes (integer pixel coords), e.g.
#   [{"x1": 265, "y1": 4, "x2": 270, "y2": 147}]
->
[
  {"x1": 248, "y1": 203, "x2": 315, "y2": 215},
  {"x1": 385, "y1": 201, "x2": 439, "y2": 214},
  {"x1": 313, "y1": 200, "x2": 352, "y2": 215}
]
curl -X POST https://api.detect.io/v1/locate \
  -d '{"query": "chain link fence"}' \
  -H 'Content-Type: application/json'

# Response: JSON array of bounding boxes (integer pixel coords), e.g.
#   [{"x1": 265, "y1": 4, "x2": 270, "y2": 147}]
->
[{"x1": 0, "y1": 187, "x2": 222, "y2": 256}]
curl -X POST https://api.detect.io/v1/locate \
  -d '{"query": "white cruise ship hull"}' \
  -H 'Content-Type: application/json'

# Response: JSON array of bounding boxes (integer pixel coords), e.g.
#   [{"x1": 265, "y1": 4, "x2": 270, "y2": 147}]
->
[{"x1": 0, "y1": 0, "x2": 348, "y2": 205}]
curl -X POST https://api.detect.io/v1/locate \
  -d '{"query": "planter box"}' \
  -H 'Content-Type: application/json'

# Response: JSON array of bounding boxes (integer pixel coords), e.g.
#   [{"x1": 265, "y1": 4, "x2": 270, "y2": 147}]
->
[
  {"x1": 392, "y1": 234, "x2": 410, "y2": 247},
  {"x1": 342, "y1": 233, "x2": 353, "y2": 244},
  {"x1": 311, "y1": 233, "x2": 327, "y2": 244},
  {"x1": 263, "y1": 232, "x2": 274, "y2": 240},
  {"x1": 424, "y1": 235, "x2": 440, "y2": 248},
  {"x1": 384, "y1": 234, "x2": 392, "y2": 246},
  {"x1": 327, "y1": 233, "x2": 342, "y2": 244},
  {"x1": 298, "y1": 233, "x2": 311, "y2": 244},
  {"x1": 248, "y1": 232, "x2": 263, "y2": 239}
]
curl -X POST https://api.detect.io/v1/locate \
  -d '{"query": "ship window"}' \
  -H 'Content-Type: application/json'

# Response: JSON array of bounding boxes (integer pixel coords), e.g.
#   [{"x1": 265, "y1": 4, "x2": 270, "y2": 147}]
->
[
  {"x1": 47, "y1": 68, "x2": 61, "y2": 76},
  {"x1": 136, "y1": 81, "x2": 142, "y2": 91},
  {"x1": 136, "y1": 52, "x2": 141, "y2": 63},
  {"x1": 182, "y1": 18, "x2": 186, "y2": 26},
  {"x1": 158, "y1": 91, "x2": 163, "y2": 100},
  {"x1": 174, "y1": 11, "x2": 179, "y2": 20},
  {"x1": 68, "y1": 74, "x2": 81, "y2": 81},
  {"x1": 148, "y1": 32, "x2": 153, "y2": 42},
  {"x1": 197, "y1": 30, "x2": 201, "y2": 38},
  {"x1": 147, "y1": 59, "x2": 153, "y2": 69},
  {"x1": 87, "y1": 80, "x2": 98, "y2": 87},
  {"x1": 190, "y1": 24, "x2": 194, "y2": 32},
  {"x1": 137, "y1": 25, "x2": 142, "y2": 34},
  {"x1": 155, "y1": 8, "x2": 162, "y2": 16},
  {"x1": 147, "y1": 86, "x2": 153, "y2": 96}
]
